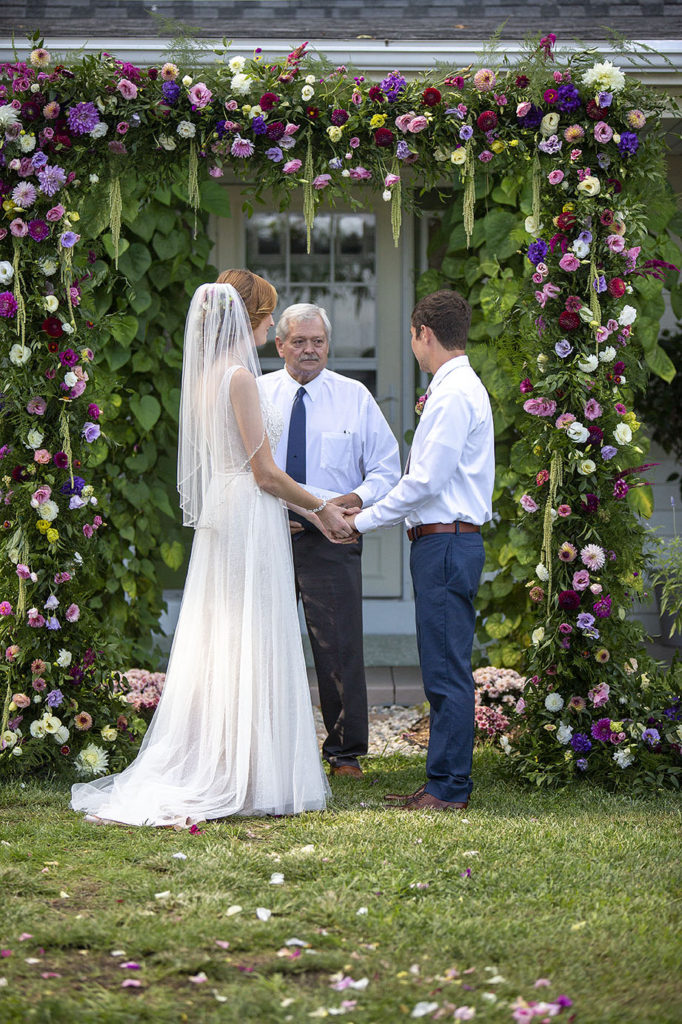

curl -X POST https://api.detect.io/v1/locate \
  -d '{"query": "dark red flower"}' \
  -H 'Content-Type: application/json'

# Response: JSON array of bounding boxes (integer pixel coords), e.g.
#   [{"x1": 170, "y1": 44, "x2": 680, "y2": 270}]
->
[
  {"x1": 600, "y1": 209, "x2": 614, "y2": 226},
  {"x1": 306, "y1": 106, "x2": 320, "y2": 120},
  {"x1": 147, "y1": 67, "x2": 158, "y2": 80},
  {"x1": 368, "y1": 85, "x2": 385, "y2": 102},
  {"x1": 558, "y1": 311, "x2": 580, "y2": 330},
  {"x1": 265, "y1": 120, "x2": 285, "y2": 141},
  {"x1": 60, "y1": 745, "x2": 70, "y2": 755},
  {"x1": 47, "y1": 340, "x2": 59, "y2": 353},
  {"x1": 558, "y1": 589, "x2": 581, "y2": 611},
  {"x1": 374, "y1": 127, "x2": 395, "y2": 148},
  {"x1": 613, "y1": 361, "x2": 626, "y2": 375},
  {"x1": 422, "y1": 87, "x2": 442, "y2": 106},
  {"x1": 331, "y1": 108, "x2": 349, "y2": 126},
  {"x1": 607, "y1": 178, "x2": 623, "y2": 194},
  {"x1": 259, "y1": 92, "x2": 279, "y2": 111},
  {"x1": 556, "y1": 211, "x2": 576, "y2": 230},
  {"x1": 11, "y1": 466, "x2": 26, "y2": 481},
  {"x1": 608, "y1": 277, "x2": 626, "y2": 297},
  {"x1": 476, "y1": 110, "x2": 498, "y2": 131},
  {"x1": 515, "y1": 75, "x2": 530, "y2": 88},
  {"x1": 445, "y1": 75, "x2": 465, "y2": 89},
  {"x1": 588, "y1": 425, "x2": 604, "y2": 444},
  {"x1": 53, "y1": 452, "x2": 69, "y2": 468},
  {"x1": 42, "y1": 316, "x2": 63, "y2": 338},
  {"x1": 586, "y1": 99, "x2": 609, "y2": 120}
]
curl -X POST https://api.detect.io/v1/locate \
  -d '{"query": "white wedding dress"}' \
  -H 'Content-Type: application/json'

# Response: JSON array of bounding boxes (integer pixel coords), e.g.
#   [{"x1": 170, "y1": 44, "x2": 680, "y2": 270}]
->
[{"x1": 71, "y1": 369, "x2": 329, "y2": 826}]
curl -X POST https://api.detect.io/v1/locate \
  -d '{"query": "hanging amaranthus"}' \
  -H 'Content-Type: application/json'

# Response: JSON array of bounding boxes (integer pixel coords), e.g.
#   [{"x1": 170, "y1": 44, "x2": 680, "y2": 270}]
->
[
  {"x1": 532, "y1": 153, "x2": 542, "y2": 231},
  {"x1": 109, "y1": 176, "x2": 122, "y2": 269},
  {"x1": 463, "y1": 152, "x2": 475, "y2": 248},
  {"x1": 303, "y1": 138, "x2": 315, "y2": 254},
  {"x1": 188, "y1": 141, "x2": 200, "y2": 234},
  {"x1": 59, "y1": 404, "x2": 75, "y2": 489},
  {"x1": 12, "y1": 242, "x2": 26, "y2": 354},
  {"x1": 541, "y1": 451, "x2": 564, "y2": 613}
]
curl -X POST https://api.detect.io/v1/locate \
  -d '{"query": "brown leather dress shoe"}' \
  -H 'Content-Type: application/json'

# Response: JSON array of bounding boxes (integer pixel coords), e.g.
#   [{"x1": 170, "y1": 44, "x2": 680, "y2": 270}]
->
[
  {"x1": 399, "y1": 791, "x2": 468, "y2": 812},
  {"x1": 330, "y1": 763, "x2": 364, "y2": 779},
  {"x1": 383, "y1": 782, "x2": 427, "y2": 804}
]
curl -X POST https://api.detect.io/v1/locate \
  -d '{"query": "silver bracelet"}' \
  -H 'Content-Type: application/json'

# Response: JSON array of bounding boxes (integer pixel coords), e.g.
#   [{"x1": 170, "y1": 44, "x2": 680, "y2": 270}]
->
[{"x1": 308, "y1": 498, "x2": 327, "y2": 514}]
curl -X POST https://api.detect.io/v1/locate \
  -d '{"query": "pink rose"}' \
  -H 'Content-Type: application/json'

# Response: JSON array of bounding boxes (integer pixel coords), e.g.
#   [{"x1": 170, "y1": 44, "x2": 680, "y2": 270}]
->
[
  {"x1": 593, "y1": 121, "x2": 613, "y2": 143},
  {"x1": 559, "y1": 254, "x2": 580, "y2": 272},
  {"x1": 117, "y1": 78, "x2": 138, "y2": 99},
  {"x1": 31, "y1": 485, "x2": 51, "y2": 506},
  {"x1": 65, "y1": 603, "x2": 80, "y2": 622},
  {"x1": 395, "y1": 112, "x2": 415, "y2": 132},
  {"x1": 557, "y1": 504, "x2": 572, "y2": 517},
  {"x1": 349, "y1": 166, "x2": 372, "y2": 180},
  {"x1": 351, "y1": 90, "x2": 362, "y2": 106},
  {"x1": 532, "y1": 272, "x2": 544, "y2": 284},
  {"x1": 188, "y1": 82, "x2": 212, "y2": 108},
  {"x1": 83, "y1": 524, "x2": 94, "y2": 539},
  {"x1": 69, "y1": 381, "x2": 87, "y2": 399},
  {"x1": 10, "y1": 218, "x2": 28, "y2": 237},
  {"x1": 606, "y1": 235, "x2": 625, "y2": 253},
  {"x1": 556, "y1": 413, "x2": 576, "y2": 429},
  {"x1": 282, "y1": 159, "x2": 302, "y2": 174},
  {"x1": 588, "y1": 681, "x2": 610, "y2": 707},
  {"x1": 26, "y1": 397, "x2": 47, "y2": 416},
  {"x1": 547, "y1": 169, "x2": 564, "y2": 184},
  {"x1": 12, "y1": 693, "x2": 30, "y2": 709},
  {"x1": 349, "y1": 136, "x2": 360, "y2": 149},
  {"x1": 28, "y1": 608, "x2": 46, "y2": 627},
  {"x1": 225, "y1": 99, "x2": 239, "y2": 111},
  {"x1": 283, "y1": 122, "x2": 299, "y2": 135},
  {"x1": 384, "y1": 173, "x2": 400, "y2": 187},
  {"x1": 312, "y1": 174, "x2": 331, "y2": 189},
  {"x1": 516, "y1": 101, "x2": 532, "y2": 117},
  {"x1": 520, "y1": 494, "x2": 539, "y2": 513},
  {"x1": 46, "y1": 204, "x2": 65, "y2": 222},
  {"x1": 34, "y1": 449, "x2": 51, "y2": 464},
  {"x1": 572, "y1": 570, "x2": 590, "y2": 590},
  {"x1": 16, "y1": 564, "x2": 31, "y2": 580},
  {"x1": 595, "y1": 326, "x2": 611, "y2": 343},
  {"x1": 570, "y1": 148, "x2": 582, "y2": 160},
  {"x1": 584, "y1": 399, "x2": 602, "y2": 421},
  {"x1": 5, "y1": 645, "x2": 20, "y2": 662},
  {"x1": 523, "y1": 398, "x2": 557, "y2": 417},
  {"x1": 406, "y1": 115, "x2": 428, "y2": 133}
]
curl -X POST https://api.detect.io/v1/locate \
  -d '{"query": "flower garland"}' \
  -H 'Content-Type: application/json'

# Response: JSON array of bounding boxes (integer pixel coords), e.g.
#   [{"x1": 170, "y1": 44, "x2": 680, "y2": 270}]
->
[{"x1": 0, "y1": 36, "x2": 679, "y2": 785}]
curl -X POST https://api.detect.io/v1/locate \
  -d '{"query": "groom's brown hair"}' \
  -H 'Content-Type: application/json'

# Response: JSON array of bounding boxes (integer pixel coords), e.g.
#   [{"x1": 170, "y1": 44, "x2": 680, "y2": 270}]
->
[{"x1": 411, "y1": 289, "x2": 471, "y2": 350}]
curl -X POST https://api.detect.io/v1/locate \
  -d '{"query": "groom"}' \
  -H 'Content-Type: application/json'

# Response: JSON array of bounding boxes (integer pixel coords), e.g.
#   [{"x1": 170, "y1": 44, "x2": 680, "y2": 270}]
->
[{"x1": 346, "y1": 290, "x2": 495, "y2": 811}]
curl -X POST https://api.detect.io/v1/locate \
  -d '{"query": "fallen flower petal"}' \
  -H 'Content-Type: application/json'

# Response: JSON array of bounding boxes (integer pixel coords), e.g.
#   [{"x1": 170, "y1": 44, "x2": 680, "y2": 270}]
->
[
  {"x1": 25, "y1": 958, "x2": 41, "y2": 964},
  {"x1": 356, "y1": 906, "x2": 368, "y2": 916},
  {"x1": 461, "y1": 869, "x2": 472, "y2": 878},
  {"x1": 172, "y1": 852, "x2": 187, "y2": 860},
  {"x1": 411, "y1": 1002, "x2": 439, "y2": 1018},
  {"x1": 212, "y1": 990, "x2": 228, "y2": 1002},
  {"x1": 18, "y1": 934, "x2": 33, "y2": 942},
  {"x1": 59, "y1": 891, "x2": 70, "y2": 898},
  {"x1": 270, "y1": 872, "x2": 284, "y2": 885},
  {"x1": 0, "y1": 951, "x2": 12, "y2": 958},
  {"x1": 256, "y1": 907, "x2": 272, "y2": 921},
  {"x1": 40, "y1": 972, "x2": 61, "y2": 979},
  {"x1": 120, "y1": 962, "x2": 142, "y2": 970},
  {"x1": 226, "y1": 905, "x2": 242, "y2": 916},
  {"x1": 121, "y1": 979, "x2": 142, "y2": 988},
  {"x1": 189, "y1": 971, "x2": 208, "y2": 983},
  {"x1": 534, "y1": 978, "x2": 552, "y2": 988},
  {"x1": 285, "y1": 937, "x2": 311, "y2": 947},
  {"x1": 154, "y1": 891, "x2": 171, "y2": 899},
  {"x1": 110, "y1": 950, "x2": 127, "y2": 957},
  {"x1": 214, "y1": 940, "x2": 230, "y2": 950}
]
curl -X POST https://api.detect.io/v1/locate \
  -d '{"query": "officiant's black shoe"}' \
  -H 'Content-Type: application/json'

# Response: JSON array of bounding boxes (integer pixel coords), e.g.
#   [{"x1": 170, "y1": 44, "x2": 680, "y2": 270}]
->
[
  {"x1": 329, "y1": 762, "x2": 364, "y2": 779},
  {"x1": 383, "y1": 782, "x2": 427, "y2": 804},
  {"x1": 398, "y1": 792, "x2": 468, "y2": 813}
]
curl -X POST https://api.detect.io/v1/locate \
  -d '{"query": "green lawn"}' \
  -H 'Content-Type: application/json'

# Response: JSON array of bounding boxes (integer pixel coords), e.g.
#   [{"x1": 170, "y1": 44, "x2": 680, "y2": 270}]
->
[{"x1": 0, "y1": 750, "x2": 680, "y2": 1024}]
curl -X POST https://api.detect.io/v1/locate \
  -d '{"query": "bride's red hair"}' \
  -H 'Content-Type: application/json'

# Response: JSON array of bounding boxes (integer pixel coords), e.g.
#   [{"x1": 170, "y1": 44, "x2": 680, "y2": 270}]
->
[{"x1": 215, "y1": 269, "x2": 277, "y2": 331}]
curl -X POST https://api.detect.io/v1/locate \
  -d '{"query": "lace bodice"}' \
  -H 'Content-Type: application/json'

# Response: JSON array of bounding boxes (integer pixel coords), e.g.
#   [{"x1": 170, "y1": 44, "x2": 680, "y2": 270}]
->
[{"x1": 261, "y1": 397, "x2": 283, "y2": 453}]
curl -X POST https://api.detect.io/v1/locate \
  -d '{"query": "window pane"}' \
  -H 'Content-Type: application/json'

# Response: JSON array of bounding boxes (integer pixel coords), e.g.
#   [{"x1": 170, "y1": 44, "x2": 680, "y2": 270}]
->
[{"x1": 331, "y1": 287, "x2": 375, "y2": 358}]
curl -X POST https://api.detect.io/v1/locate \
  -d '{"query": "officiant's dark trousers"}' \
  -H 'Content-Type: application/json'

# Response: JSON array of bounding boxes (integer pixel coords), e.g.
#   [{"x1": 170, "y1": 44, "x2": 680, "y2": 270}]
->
[
  {"x1": 291, "y1": 531, "x2": 368, "y2": 765},
  {"x1": 411, "y1": 531, "x2": 485, "y2": 803}
]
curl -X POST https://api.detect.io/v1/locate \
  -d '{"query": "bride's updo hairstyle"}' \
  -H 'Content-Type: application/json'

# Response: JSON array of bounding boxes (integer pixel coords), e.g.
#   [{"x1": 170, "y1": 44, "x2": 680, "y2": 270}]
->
[{"x1": 216, "y1": 269, "x2": 277, "y2": 330}]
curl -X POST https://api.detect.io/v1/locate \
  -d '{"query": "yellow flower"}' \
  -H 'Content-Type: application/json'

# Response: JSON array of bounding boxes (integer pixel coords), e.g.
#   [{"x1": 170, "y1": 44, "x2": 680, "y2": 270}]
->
[
  {"x1": 508, "y1": 139, "x2": 519, "y2": 147},
  {"x1": 533, "y1": 445, "x2": 543, "y2": 456},
  {"x1": 2, "y1": 199, "x2": 17, "y2": 213},
  {"x1": 36, "y1": 519, "x2": 51, "y2": 534},
  {"x1": 491, "y1": 140, "x2": 505, "y2": 153},
  {"x1": 46, "y1": 529, "x2": 59, "y2": 544},
  {"x1": 450, "y1": 148, "x2": 467, "y2": 165},
  {"x1": 562, "y1": 203, "x2": 575, "y2": 212},
  {"x1": 369, "y1": 113, "x2": 386, "y2": 128},
  {"x1": 327, "y1": 126, "x2": 343, "y2": 142},
  {"x1": 543, "y1": 723, "x2": 556, "y2": 732},
  {"x1": 241, "y1": 104, "x2": 252, "y2": 114},
  {"x1": 610, "y1": 721, "x2": 624, "y2": 732},
  {"x1": 66, "y1": 211, "x2": 80, "y2": 222},
  {"x1": 101, "y1": 726, "x2": 118, "y2": 742}
]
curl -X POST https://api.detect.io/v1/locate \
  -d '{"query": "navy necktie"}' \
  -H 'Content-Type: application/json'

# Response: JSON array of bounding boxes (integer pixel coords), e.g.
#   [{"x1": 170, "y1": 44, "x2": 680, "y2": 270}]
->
[{"x1": 286, "y1": 386, "x2": 307, "y2": 484}]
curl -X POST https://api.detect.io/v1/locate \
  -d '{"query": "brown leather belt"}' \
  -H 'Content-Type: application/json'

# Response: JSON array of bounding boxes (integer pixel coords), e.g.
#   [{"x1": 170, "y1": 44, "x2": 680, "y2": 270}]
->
[{"x1": 407, "y1": 522, "x2": 481, "y2": 541}]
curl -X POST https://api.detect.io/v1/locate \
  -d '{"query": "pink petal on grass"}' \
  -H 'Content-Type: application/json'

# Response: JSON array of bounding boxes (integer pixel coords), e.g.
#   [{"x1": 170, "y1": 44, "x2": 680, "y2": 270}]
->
[
  {"x1": 18, "y1": 934, "x2": 33, "y2": 942},
  {"x1": 120, "y1": 961, "x2": 141, "y2": 970},
  {"x1": 0, "y1": 951, "x2": 11, "y2": 958},
  {"x1": 189, "y1": 972, "x2": 208, "y2": 984},
  {"x1": 121, "y1": 979, "x2": 142, "y2": 988},
  {"x1": 534, "y1": 978, "x2": 552, "y2": 988},
  {"x1": 41, "y1": 972, "x2": 61, "y2": 979},
  {"x1": 214, "y1": 940, "x2": 230, "y2": 950}
]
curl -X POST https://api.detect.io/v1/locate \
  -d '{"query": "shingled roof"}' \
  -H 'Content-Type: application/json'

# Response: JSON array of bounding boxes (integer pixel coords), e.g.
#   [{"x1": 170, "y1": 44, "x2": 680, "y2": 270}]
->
[{"x1": 3, "y1": 0, "x2": 682, "y2": 41}]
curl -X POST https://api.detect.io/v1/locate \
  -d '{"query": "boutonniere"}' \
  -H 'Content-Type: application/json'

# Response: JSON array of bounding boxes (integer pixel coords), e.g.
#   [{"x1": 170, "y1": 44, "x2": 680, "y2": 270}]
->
[{"x1": 415, "y1": 393, "x2": 428, "y2": 417}]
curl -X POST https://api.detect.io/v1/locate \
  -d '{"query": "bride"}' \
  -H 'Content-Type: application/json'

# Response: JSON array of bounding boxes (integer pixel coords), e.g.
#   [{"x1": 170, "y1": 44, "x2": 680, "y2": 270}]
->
[{"x1": 71, "y1": 270, "x2": 353, "y2": 827}]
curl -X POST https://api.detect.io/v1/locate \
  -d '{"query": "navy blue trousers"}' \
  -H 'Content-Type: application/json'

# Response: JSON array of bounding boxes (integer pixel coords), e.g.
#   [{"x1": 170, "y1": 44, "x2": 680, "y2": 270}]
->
[{"x1": 410, "y1": 532, "x2": 485, "y2": 803}]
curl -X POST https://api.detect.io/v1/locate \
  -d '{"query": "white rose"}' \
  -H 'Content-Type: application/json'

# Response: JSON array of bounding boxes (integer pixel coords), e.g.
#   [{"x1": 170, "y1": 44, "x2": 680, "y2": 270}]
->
[
  {"x1": 64, "y1": 371, "x2": 78, "y2": 387},
  {"x1": 228, "y1": 55, "x2": 246, "y2": 73},
  {"x1": 382, "y1": 189, "x2": 392, "y2": 201},
  {"x1": 61, "y1": 322, "x2": 74, "y2": 334},
  {"x1": 599, "y1": 346, "x2": 616, "y2": 362},
  {"x1": 571, "y1": 239, "x2": 589, "y2": 258},
  {"x1": 535, "y1": 563, "x2": 549, "y2": 582},
  {"x1": 305, "y1": 74, "x2": 316, "y2": 85},
  {"x1": 613, "y1": 747, "x2": 634, "y2": 768},
  {"x1": 614, "y1": 423, "x2": 632, "y2": 445},
  {"x1": 30, "y1": 720, "x2": 46, "y2": 738},
  {"x1": 577, "y1": 175, "x2": 600, "y2": 197},
  {"x1": 45, "y1": 295, "x2": 59, "y2": 313},
  {"x1": 90, "y1": 122, "x2": 108, "y2": 139},
  {"x1": 19, "y1": 133, "x2": 37, "y2": 153},
  {"x1": 27, "y1": 429, "x2": 44, "y2": 449},
  {"x1": 578, "y1": 354, "x2": 599, "y2": 373},
  {"x1": 540, "y1": 112, "x2": 560, "y2": 135},
  {"x1": 301, "y1": 85, "x2": 315, "y2": 101},
  {"x1": 9, "y1": 344, "x2": 31, "y2": 366},
  {"x1": 341, "y1": 169, "x2": 350, "y2": 178},
  {"x1": 0, "y1": 260, "x2": 14, "y2": 285},
  {"x1": 434, "y1": 148, "x2": 448, "y2": 162},
  {"x1": 89, "y1": 173, "x2": 100, "y2": 184},
  {"x1": 451, "y1": 148, "x2": 467, "y2": 165},
  {"x1": 230, "y1": 73, "x2": 252, "y2": 96},
  {"x1": 38, "y1": 499, "x2": 59, "y2": 522},
  {"x1": 54, "y1": 725, "x2": 69, "y2": 744},
  {"x1": 176, "y1": 121, "x2": 196, "y2": 139},
  {"x1": 182, "y1": 75, "x2": 193, "y2": 87},
  {"x1": 158, "y1": 134, "x2": 177, "y2": 151},
  {"x1": 2, "y1": 730, "x2": 17, "y2": 749},
  {"x1": 532, "y1": 627, "x2": 546, "y2": 645},
  {"x1": 577, "y1": 459, "x2": 596, "y2": 475},
  {"x1": 39, "y1": 258, "x2": 58, "y2": 276},
  {"x1": 578, "y1": 305, "x2": 595, "y2": 324},
  {"x1": 567, "y1": 421, "x2": 589, "y2": 443},
  {"x1": 101, "y1": 725, "x2": 118, "y2": 742},
  {"x1": 544, "y1": 692, "x2": 564, "y2": 712},
  {"x1": 524, "y1": 215, "x2": 544, "y2": 235},
  {"x1": 557, "y1": 723, "x2": 573, "y2": 744},
  {"x1": 618, "y1": 305, "x2": 637, "y2": 326},
  {"x1": 56, "y1": 649, "x2": 72, "y2": 668}
]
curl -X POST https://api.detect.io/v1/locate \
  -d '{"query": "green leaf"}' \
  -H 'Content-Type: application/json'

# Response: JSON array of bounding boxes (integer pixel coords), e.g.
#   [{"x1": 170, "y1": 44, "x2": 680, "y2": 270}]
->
[
  {"x1": 199, "y1": 179, "x2": 232, "y2": 217},
  {"x1": 152, "y1": 230, "x2": 186, "y2": 261},
  {"x1": 110, "y1": 315, "x2": 139, "y2": 347},
  {"x1": 132, "y1": 350, "x2": 155, "y2": 373},
  {"x1": 150, "y1": 485, "x2": 176, "y2": 519},
  {"x1": 627, "y1": 484, "x2": 654, "y2": 519},
  {"x1": 118, "y1": 242, "x2": 152, "y2": 282},
  {"x1": 479, "y1": 209, "x2": 520, "y2": 261},
  {"x1": 645, "y1": 345, "x2": 676, "y2": 382},
  {"x1": 129, "y1": 287, "x2": 152, "y2": 315},
  {"x1": 160, "y1": 540, "x2": 185, "y2": 571},
  {"x1": 129, "y1": 394, "x2": 162, "y2": 432},
  {"x1": 105, "y1": 344, "x2": 131, "y2": 371},
  {"x1": 101, "y1": 233, "x2": 130, "y2": 260}
]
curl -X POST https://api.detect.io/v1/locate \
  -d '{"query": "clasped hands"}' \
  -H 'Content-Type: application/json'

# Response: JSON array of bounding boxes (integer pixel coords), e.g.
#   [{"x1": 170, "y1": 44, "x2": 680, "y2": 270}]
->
[{"x1": 289, "y1": 492, "x2": 361, "y2": 543}]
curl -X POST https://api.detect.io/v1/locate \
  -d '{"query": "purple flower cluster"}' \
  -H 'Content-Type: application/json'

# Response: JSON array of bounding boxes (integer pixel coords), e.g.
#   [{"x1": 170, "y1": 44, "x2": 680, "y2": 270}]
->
[
  {"x1": 162, "y1": 81, "x2": 180, "y2": 104},
  {"x1": 38, "y1": 164, "x2": 66, "y2": 197},
  {"x1": 557, "y1": 83, "x2": 581, "y2": 112},
  {"x1": 571, "y1": 733, "x2": 592, "y2": 753},
  {"x1": 0, "y1": 292, "x2": 18, "y2": 318},
  {"x1": 618, "y1": 132, "x2": 639, "y2": 156},
  {"x1": 517, "y1": 103, "x2": 543, "y2": 129},
  {"x1": 380, "y1": 71, "x2": 407, "y2": 101},
  {"x1": 527, "y1": 239, "x2": 549, "y2": 265},
  {"x1": 591, "y1": 718, "x2": 612, "y2": 742},
  {"x1": 593, "y1": 595, "x2": 612, "y2": 618},
  {"x1": 66, "y1": 101, "x2": 100, "y2": 135}
]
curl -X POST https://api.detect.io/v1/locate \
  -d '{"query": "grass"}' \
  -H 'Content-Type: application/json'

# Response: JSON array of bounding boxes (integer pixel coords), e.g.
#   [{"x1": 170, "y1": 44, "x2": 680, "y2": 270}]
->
[{"x1": 0, "y1": 748, "x2": 680, "y2": 1024}]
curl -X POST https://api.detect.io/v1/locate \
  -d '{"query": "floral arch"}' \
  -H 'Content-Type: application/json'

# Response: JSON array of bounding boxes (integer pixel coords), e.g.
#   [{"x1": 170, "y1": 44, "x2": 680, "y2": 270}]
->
[{"x1": 0, "y1": 33, "x2": 680, "y2": 787}]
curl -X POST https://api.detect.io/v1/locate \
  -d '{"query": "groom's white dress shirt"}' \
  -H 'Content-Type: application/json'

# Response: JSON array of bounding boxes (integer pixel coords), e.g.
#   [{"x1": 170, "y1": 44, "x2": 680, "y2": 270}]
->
[
  {"x1": 259, "y1": 367, "x2": 401, "y2": 504},
  {"x1": 353, "y1": 355, "x2": 494, "y2": 533}
]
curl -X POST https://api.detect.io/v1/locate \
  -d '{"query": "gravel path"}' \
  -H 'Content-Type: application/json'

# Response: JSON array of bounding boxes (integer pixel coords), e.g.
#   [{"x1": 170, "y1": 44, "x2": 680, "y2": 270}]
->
[{"x1": 312, "y1": 704, "x2": 425, "y2": 756}]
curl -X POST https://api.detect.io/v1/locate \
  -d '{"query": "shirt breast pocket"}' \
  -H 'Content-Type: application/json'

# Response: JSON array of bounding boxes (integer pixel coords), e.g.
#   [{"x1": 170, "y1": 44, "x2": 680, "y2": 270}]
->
[{"x1": 320, "y1": 431, "x2": 354, "y2": 474}]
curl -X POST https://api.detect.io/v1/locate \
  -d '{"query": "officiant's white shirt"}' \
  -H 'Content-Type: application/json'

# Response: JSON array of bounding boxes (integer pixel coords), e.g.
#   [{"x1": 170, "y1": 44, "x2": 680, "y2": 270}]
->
[
  {"x1": 259, "y1": 367, "x2": 401, "y2": 505},
  {"x1": 354, "y1": 355, "x2": 494, "y2": 533}
]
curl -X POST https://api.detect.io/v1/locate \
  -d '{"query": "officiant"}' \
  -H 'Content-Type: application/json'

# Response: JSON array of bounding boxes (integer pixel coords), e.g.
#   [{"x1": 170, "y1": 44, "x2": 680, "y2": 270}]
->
[{"x1": 259, "y1": 303, "x2": 401, "y2": 779}]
